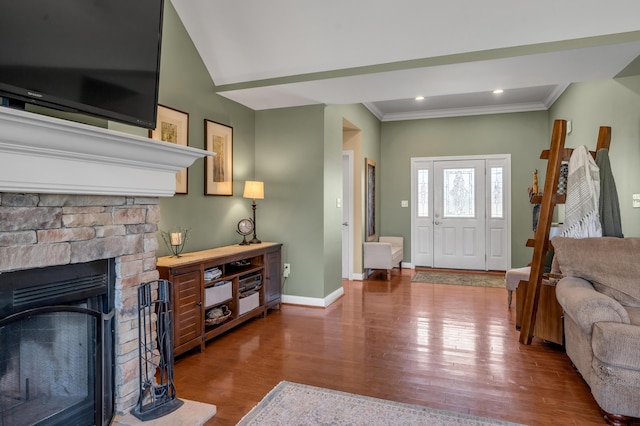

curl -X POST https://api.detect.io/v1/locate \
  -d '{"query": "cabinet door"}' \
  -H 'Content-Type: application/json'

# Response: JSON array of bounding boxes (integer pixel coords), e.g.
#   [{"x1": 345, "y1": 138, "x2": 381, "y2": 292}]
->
[
  {"x1": 264, "y1": 246, "x2": 282, "y2": 309},
  {"x1": 172, "y1": 270, "x2": 203, "y2": 355}
]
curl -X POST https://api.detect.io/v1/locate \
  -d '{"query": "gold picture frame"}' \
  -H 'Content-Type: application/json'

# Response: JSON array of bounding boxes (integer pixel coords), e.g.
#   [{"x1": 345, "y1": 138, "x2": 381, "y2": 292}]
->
[
  {"x1": 366, "y1": 158, "x2": 376, "y2": 241},
  {"x1": 149, "y1": 105, "x2": 189, "y2": 194},
  {"x1": 204, "y1": 119, "x2": 233, "y2": 196}
]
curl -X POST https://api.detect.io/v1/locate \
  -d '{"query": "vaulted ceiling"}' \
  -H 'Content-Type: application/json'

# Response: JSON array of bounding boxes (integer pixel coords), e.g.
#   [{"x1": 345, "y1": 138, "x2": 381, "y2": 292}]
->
[{"x1": 170, "y1": 1, "x2": 640, "y2": 121}]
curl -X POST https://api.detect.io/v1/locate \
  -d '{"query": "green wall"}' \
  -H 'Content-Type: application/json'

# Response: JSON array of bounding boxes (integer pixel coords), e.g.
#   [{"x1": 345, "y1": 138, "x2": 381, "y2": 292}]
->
[
  {"x1": 254, "y1": 105, "x2": 326, "y2": 298},
  {"x1": 549, "y1": 76, "x2": 640, "y2": 238},
  {"x1": 155, "y1": 2, "x2": 257, "y2": 256},
  {"x1": 325, "y1": 104, "x2": 382, "y2": 283},
  {"x1": 380, "y1": 112, "x2": 550, "y2": 268},
  {"x1": 254, "y1": 104, "x2": 381, "y2": 300},
  {"x1": 323, "y1": 107, "x2": 345, "y2": 296}
]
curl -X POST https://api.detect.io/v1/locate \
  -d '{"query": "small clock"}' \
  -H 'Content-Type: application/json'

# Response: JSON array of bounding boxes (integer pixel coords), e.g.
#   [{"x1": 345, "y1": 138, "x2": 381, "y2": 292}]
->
[{"x1": 236, "y1": 218, "x2": 254, "y2": 245}]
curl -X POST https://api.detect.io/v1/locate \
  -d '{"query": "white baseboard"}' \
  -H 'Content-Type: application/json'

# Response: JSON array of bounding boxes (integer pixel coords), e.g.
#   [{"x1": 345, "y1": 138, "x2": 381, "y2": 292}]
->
[
  {"x1": 282, "y1": 286, "x2": 344, "y2": 308},
  {"x1": 351, "y1": 264, "x2": 414, "y2": 281},
  {"x1": 285, "y1": 265, "x2": 415, "y2": 302}
]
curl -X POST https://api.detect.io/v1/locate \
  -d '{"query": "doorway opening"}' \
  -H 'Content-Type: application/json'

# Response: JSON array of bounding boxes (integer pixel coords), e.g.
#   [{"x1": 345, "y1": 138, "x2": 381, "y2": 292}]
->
[{"x1": 342, "y1": 119, "x2": 362, "y2": 279}]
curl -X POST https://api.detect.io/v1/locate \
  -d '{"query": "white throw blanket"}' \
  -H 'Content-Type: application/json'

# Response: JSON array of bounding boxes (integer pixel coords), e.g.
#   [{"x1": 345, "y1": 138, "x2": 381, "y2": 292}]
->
[{"x1": 561, "y1": 145, "x2": 602, "y2": 238}]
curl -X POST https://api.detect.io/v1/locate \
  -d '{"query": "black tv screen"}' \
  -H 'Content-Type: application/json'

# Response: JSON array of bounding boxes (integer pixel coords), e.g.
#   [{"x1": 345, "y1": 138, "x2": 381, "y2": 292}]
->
[{"x1": 0, "y1": 0, "x2": 164, "y2": 129}]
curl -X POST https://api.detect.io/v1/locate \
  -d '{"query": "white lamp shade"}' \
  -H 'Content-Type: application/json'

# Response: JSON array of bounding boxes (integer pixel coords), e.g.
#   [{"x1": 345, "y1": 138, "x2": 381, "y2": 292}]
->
[{"x1": 243, "y1": 181, "x2": 264, "y2": 199}]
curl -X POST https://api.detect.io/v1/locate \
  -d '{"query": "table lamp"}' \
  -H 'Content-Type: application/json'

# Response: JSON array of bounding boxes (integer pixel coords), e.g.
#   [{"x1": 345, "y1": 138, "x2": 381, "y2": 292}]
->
[{"x1": 243, "y1": 181, "x2": 264, "y2": 244}]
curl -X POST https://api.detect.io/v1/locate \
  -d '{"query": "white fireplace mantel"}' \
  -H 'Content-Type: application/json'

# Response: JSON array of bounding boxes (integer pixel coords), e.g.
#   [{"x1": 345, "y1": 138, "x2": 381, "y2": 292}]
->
[{"x1": 0, "y1": 107, "x2": 209, "y2": 197}]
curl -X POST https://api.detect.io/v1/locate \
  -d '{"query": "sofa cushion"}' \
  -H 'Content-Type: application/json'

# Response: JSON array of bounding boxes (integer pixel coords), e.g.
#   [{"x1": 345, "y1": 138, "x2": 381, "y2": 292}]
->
[
  {"x1": 626, "y1": 306, "x2": 640, "y2": 326},
  {"x1": 551, "y1": 237, "x2": 640, "y2": 307},
  {"x1": 505, "y1": 266, "x2": 530, "y2": 292}
]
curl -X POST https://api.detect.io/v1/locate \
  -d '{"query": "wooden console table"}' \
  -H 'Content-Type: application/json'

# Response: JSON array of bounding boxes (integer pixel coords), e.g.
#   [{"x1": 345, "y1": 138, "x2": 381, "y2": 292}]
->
[
  {"x1": 157, "y1": 242, "x2": 282, "y2": 357},
  {"x1": 515, "y1": 279, "x2": 563, "y2": 345}
]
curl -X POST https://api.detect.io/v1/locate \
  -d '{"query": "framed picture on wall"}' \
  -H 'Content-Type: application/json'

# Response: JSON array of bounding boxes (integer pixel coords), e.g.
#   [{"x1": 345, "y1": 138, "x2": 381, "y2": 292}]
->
[
  {"x1": 366, "y1": 158, "x2": 376, "y2": 241},
  {"x1": 149, "y1": 105, "x2": 189, "y2": 194},
  {"x1": 204, "y1": 119, "x2": 233, "y2": 196}
]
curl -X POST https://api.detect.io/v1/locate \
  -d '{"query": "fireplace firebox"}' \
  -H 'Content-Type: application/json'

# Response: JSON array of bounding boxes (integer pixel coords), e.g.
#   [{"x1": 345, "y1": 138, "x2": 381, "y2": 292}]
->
[{"x1": 0, "y1": 259, "x2": 115, "y2": 426}]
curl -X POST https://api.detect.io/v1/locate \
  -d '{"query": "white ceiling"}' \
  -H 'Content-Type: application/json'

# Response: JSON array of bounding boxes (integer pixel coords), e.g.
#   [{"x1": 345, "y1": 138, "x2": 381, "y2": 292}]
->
[{"x1": 170, "y1": 0, "x2": 640, "y2": 121}]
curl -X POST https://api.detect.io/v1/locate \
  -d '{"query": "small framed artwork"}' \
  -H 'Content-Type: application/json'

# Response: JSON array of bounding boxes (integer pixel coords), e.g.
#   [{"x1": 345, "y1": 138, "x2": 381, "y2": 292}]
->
[
  {"x1": 149, "y1": 105, "x2": 189, "y2": 194},
  {"x1": 365, "y1": 158, "x2": 376, "y2": 241},
  {"x1": 204, "y1": 119, "x2": 233, "y2": 196}
]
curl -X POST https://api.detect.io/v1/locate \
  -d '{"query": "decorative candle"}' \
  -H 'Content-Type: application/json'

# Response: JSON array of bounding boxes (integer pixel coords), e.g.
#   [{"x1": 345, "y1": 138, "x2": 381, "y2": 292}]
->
[{"x1": 170, "y1": 232, "x2": 182, "y2": 246}]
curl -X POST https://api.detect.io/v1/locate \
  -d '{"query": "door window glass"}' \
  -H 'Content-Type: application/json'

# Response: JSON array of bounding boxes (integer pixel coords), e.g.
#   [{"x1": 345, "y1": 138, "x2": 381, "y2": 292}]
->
[
  {"x1": 443, "y1": 168, "x2": 474, "y2": 217},
  {"x1": 417, "y1": 169, "x2": 429, "y2": 217},
  {"x1": 490, "y1": 167, "x2": 504, "y2": 218}
]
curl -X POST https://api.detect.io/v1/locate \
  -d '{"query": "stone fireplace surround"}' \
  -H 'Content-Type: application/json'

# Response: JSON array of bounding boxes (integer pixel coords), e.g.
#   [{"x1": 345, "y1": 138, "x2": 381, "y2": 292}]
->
[
  {"x1": 0, "y1": 192, "x2": 161, "y2": 415},
  {"x1": 0, "y1": 107, "x2": 209, "y2": 420}
]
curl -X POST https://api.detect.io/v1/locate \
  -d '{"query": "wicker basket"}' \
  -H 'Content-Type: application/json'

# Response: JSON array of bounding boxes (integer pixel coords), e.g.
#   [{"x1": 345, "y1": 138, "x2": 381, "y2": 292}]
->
[{"x1": 205, "y1": 305, "x2": 232, "y2": 326}]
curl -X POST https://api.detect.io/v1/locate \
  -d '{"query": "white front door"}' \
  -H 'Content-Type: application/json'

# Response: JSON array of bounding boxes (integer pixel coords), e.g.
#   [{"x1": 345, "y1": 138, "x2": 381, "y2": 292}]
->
[
  {"x1": 433, "y1": 159, "x2": 485, "y2": 270},
  {"x1": 410, "y1": 155, "x2": 510, "y2": 271}
]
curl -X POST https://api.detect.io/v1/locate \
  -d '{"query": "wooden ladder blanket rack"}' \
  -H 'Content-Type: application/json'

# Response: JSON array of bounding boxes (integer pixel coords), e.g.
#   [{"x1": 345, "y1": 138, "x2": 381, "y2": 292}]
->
[{"x1": 519, "y1": 120, "x2": 611, "y2": 345}]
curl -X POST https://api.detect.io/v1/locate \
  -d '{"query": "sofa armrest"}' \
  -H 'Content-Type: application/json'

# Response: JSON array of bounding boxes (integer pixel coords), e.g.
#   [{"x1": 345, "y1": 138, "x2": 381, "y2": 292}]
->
[
  {"x1": 363, "y1": 242, "x2": 394, "y2": 270},
  {"x1": 556, "y1": 276, "x2": 630, "y2": 334},
  {"x1": 592, "y1": 322, "x2": 640, "y2": 370}
]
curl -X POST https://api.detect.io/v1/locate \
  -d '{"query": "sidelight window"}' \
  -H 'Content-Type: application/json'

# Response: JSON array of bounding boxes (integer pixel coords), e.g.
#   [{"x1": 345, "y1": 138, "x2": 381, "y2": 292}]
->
[
  {"x1": 417, "y1": 169, "x2": 429, "y2": 217},
  {"x1": 490, "y1": 167, "x2": 504, "y2": 218}
]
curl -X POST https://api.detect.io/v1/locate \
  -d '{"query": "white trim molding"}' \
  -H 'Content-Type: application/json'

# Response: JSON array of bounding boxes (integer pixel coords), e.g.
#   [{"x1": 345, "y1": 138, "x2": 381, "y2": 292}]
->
[
  {"x1": 0, "y1": 107, "x2": 209, "y2": 197},
  {"x1": 282, "y1": 286, "x2": 344, "y2": 308}
]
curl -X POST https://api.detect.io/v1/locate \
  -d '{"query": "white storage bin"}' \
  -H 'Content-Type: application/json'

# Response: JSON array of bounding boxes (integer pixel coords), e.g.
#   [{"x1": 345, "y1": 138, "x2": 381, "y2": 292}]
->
[
  {"x1": 239, "y1": 291, "x2": 259, "y2": 315},
  {"x1": 205, "y1": 281, "x2": 232, "y2": 307}
]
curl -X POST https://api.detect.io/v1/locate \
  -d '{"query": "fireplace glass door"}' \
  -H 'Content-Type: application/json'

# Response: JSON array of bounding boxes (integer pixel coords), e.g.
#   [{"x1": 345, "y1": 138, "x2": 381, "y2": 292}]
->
[{"x1": 0, "y1": 306, "x2": 103, "y2": 426}]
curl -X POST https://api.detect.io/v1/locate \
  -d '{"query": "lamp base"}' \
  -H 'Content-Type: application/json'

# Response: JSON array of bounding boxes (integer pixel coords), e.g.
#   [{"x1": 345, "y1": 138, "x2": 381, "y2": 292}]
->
[{"x1": 249, "y1": 201, "x2": 261, "y2": 244}]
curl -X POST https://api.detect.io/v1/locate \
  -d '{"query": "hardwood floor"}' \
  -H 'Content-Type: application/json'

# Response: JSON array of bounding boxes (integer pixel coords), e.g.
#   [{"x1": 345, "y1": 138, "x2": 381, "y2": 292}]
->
[{"x1": 173, "y1": 269, "x2": 607, "y2": 425}]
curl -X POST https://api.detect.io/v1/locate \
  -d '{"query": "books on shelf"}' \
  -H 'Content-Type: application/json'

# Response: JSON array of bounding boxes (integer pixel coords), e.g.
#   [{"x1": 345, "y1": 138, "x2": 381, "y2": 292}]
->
[{"x1": 204, "y1": 267, "x2": 222, "y2": 281}]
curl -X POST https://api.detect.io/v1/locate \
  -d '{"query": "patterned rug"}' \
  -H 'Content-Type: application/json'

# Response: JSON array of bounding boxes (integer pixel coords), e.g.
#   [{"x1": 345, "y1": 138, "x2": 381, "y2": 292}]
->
[
  {"x1": 237, "y1": 381, "x2": 522, "y2": 425},
  {"x1": 411, "y1": 271, "x2": 505, "y2": 288}
]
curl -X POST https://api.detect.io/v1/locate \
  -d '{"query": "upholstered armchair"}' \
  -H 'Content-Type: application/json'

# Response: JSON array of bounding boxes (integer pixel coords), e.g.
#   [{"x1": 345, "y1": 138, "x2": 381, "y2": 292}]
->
[
  {"x1": 553, "y1": 236, "x2": 640, "y2": 425},
  {"x1": 363, "y1": 236, "x2": 403, "y2": 280}
]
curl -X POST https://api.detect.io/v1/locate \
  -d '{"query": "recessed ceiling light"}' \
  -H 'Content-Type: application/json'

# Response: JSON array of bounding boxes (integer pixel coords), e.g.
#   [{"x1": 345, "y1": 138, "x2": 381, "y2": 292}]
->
[
  {"x1": 415, "y1": 96, "x2": 425, "y2": 101},
  {"x1": 493, "y1": 89, "x2": 504, "y2": 94}
]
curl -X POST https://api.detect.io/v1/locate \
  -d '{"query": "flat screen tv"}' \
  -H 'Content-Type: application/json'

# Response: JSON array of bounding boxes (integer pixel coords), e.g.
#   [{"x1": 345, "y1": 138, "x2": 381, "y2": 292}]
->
[{"x1": 0, "y1": 0, "x2": 165, "y2": 129}]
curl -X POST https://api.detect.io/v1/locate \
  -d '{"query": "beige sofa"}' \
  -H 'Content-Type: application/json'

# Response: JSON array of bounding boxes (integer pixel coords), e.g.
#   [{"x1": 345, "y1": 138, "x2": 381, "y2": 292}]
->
[
  {"x1": 363, "y1": 236, "x2": 403, "y2": 280},
  {"x1": 553, "y1": 236, "x2": 640, "y2": 425}
]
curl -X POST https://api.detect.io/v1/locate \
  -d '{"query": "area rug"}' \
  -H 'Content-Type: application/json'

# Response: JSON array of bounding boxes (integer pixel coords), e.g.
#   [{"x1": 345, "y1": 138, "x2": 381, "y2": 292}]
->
[
  {"x1": 411, "y1": 271, "x2": 505, "y2": 288},
  {"x1": 237, "y1": 381, "x2": 522, "y2": 425}
]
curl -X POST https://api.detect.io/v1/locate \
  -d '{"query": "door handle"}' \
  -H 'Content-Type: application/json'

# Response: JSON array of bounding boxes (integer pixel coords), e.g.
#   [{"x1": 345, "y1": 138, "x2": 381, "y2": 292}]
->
[
  {"x1": 434, "y1": 221, "x2": 441, "y2": 225},
  {"x1": 342, "y1": 222, "x2": 348, "y2": 226}
]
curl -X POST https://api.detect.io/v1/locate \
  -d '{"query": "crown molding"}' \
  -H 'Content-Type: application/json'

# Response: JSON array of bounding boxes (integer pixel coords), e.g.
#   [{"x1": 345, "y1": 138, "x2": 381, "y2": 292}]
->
[
  {"x1": 378, "y1": 102, "x2": 549, "y2": 121},
  {"x1": 364, "y1": 84, "x2": 570, "y2": 121}
]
